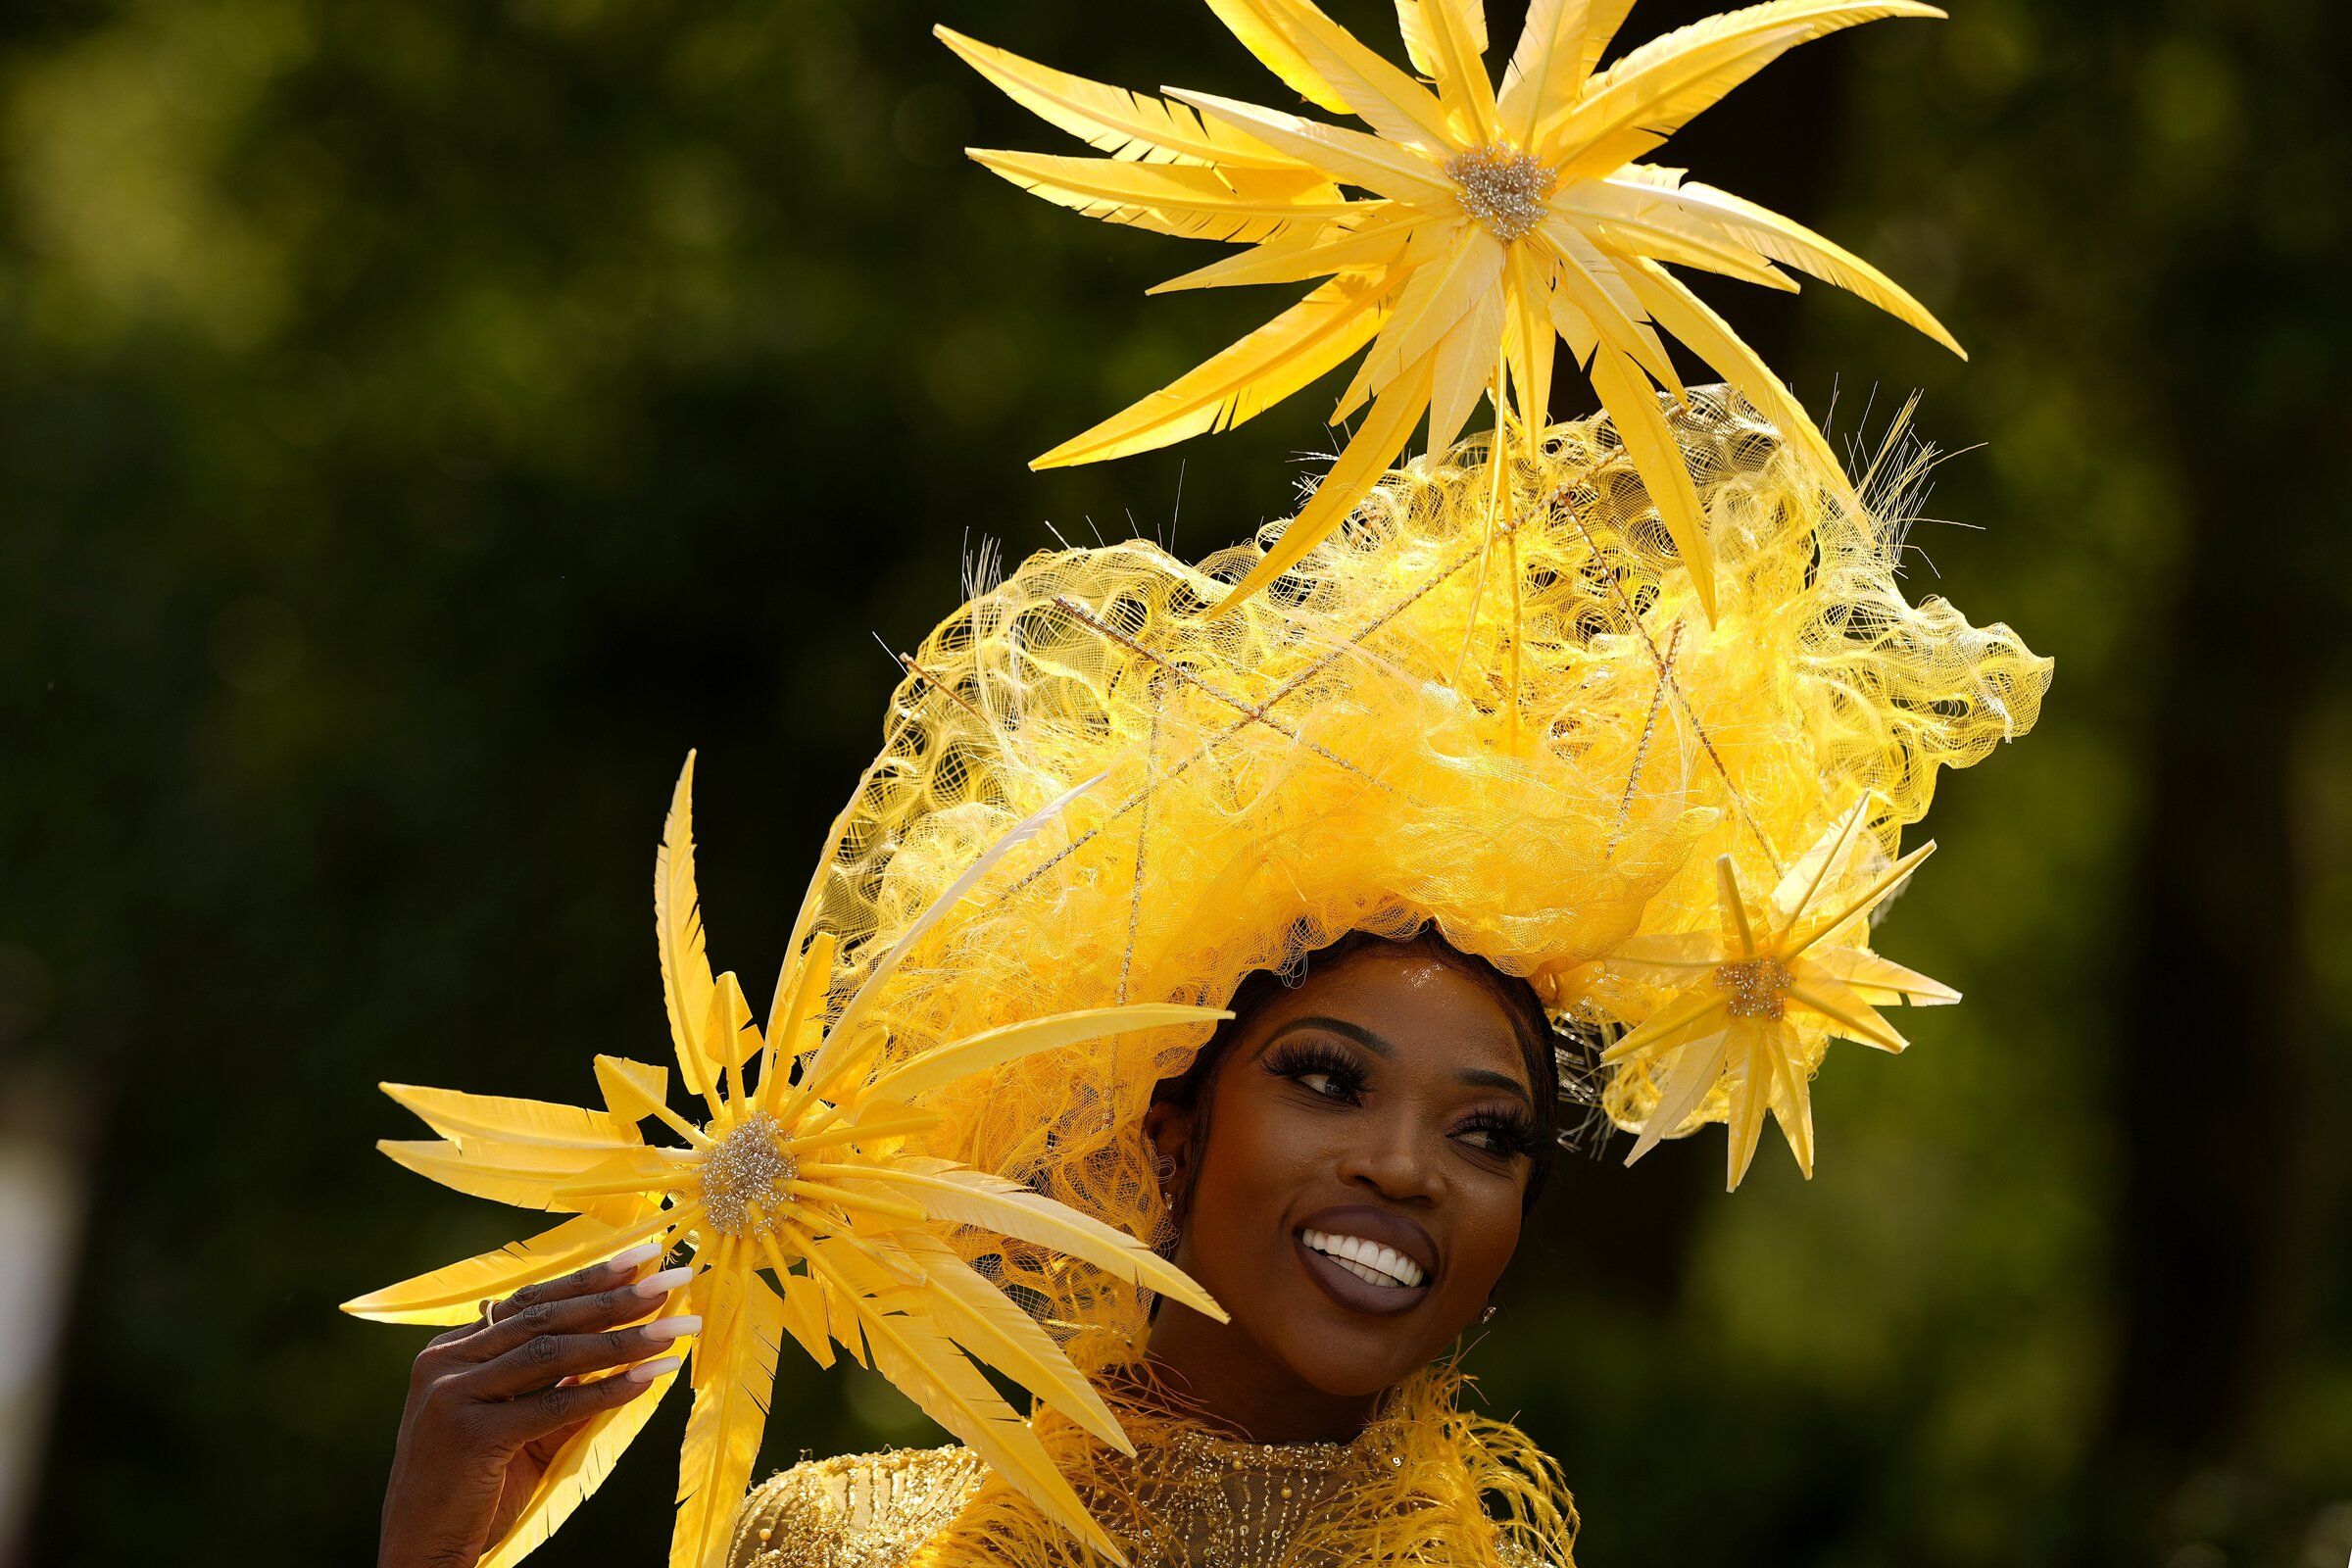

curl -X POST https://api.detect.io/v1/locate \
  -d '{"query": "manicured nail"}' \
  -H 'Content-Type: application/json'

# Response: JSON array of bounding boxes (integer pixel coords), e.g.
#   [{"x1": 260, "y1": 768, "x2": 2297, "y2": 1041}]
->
[
  {"x1": 606, "y1": 1243, "x2": 662, "y2": 1274},
  {"x1": 641, "y1": 1315, "x2": 701, "y2": 1344},
  {"x1": 626, "y1": 1355, "x2": 683, "y2": 1384},
  {"x1": 633, "y1": 1265, "x2": 694, "y2": 1298}
]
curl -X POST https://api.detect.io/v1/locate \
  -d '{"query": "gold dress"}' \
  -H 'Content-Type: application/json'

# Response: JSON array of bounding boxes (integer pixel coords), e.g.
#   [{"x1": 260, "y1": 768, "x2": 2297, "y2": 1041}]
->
[{"x1": 724, "y1": 1368, "x2": 1572, "y2": 1568}]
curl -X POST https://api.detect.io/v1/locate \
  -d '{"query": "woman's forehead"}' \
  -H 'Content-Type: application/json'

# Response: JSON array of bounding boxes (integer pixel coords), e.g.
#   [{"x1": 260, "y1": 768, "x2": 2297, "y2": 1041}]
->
[{"x1": 1258, "y1": 946, "x2": 1531, "y2": 1082}]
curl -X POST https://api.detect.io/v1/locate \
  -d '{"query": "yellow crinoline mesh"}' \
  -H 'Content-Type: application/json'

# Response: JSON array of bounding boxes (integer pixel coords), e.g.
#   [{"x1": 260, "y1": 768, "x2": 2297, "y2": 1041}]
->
[{"x1": 805, "y1": 385, "x2": 2047, "y2": 1368}]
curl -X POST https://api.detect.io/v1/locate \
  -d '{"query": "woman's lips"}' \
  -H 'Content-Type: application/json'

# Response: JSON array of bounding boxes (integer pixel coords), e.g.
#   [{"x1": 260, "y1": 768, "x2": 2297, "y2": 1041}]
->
[{"x1": 1290, "y1": 1203, "x2": 1439, "y2": 1317}]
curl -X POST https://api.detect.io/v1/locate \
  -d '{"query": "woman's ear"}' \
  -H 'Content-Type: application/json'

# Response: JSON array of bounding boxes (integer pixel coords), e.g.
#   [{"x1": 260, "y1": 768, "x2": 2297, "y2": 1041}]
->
[{"x1": 1141, "y1": 1099, "x2": 1193, "y2": 1199}]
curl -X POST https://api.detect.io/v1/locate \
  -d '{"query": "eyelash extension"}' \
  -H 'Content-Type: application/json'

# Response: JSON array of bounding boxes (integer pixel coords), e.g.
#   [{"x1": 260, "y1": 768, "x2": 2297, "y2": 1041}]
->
[
  {"x1": 1262, "y1": 1038, "x2": 1368, "y2": 1099},
  {"x1": 1454, "y1": 1106, "x2": 1542, "y2": 1158}
]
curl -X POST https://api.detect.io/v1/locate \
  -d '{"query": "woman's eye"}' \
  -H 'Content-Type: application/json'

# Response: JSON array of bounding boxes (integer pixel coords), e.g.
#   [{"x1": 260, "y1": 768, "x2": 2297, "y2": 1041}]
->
[
  {"x1": 1298, "y1": 1070, "x2": 1348, "y2": 1099},
  {"x1": 1454, "y1": 1120, "x2": 1523, "y2": 1156}
]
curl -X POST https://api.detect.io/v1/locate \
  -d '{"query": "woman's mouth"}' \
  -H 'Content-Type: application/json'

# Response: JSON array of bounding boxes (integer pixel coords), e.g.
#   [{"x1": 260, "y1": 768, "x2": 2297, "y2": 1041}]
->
[
  {"x1": 1292, "y1": 1206, "x2": 1437, "y2": 1316},
  {"x1": 1301, "y1": 1228, "x2": 1425, "y2": 1288}
]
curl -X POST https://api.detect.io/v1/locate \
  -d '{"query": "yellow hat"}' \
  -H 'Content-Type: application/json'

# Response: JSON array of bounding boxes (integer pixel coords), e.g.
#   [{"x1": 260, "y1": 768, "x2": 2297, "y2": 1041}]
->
[{"x1": 808, "y1": 386, "x2": 2048, "y2": 1365}]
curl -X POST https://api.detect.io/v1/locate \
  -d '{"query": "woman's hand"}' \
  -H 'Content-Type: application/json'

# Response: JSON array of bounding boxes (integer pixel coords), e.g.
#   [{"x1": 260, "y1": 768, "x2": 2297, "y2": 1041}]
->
[{"x1": 376, "y1": 1242, "x2": 701, "y2": 1568}]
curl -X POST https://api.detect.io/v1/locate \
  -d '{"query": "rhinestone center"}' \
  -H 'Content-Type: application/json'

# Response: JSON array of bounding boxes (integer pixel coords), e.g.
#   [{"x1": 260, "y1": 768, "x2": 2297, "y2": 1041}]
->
[
  {"x1": 697, "y1": 1111, "x2": 799, "y2": 1237},
  {"x1": 1443, "y1": 144, "x2": 1556, "y2": 243},
  {"x1": 1714, "y1": 957, "x2": 1792, "y2": 1020}
]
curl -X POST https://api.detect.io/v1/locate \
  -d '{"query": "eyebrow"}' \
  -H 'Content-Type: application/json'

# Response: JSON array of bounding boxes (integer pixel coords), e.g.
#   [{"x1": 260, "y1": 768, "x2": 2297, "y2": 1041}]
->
[{"x1": 1268, "y1": 1016, "x2": 1533, "y2": 1106}]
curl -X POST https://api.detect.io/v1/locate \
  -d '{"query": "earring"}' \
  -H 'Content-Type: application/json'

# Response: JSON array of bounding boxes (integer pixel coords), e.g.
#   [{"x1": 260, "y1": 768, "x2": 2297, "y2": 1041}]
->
[{"x1": 1480, "y1": 1302, "x2": 1496, "y2": 1324}]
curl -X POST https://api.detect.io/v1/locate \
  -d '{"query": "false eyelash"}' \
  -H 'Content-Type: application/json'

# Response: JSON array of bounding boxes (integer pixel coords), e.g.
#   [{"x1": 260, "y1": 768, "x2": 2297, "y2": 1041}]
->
[
  {"x1": 1262, "y1": 1037, "x2": 1368, "y2": 1098},
  {"x1": 1454, "y1": 1106, "x2": 1542, "y2": 1158}
]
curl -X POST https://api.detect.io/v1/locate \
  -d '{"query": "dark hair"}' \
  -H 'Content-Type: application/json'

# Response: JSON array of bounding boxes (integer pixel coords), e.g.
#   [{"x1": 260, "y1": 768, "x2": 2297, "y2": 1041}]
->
[{"x1": 1150, "y1": 927, "x2": 1559, "y2": 1234}]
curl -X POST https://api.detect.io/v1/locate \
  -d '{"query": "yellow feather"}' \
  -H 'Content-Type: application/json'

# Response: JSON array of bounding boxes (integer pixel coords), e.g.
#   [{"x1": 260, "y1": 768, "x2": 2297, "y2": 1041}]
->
[
  {"x1": 1788, "y1": 839, "x2": 1937, "y2": 956},
  {"x1": 859, "y1": 1162, "x2": 1227, "y2": 1323},
  {"x1": 1363, "y1": 226, "x2": 1502, "y2": 388},
  {"x1": 375, "y1": 1138, "x2": 625, "y2": 1211},
  {"x1": 669, "y1": 1266, "x2": 788, "y2": 1568},
  {"x1": 1580, "y1": 341, "x2": 1718, "y2": 618},
  {"x1": 1723, "y1": 1019, "x2": 1774, "y2": 1190},
  {"x1": 656, "y1": 752, "x2": 718, "y2": 1105},
  {"x1": 1425, "y1": 286, "x2": 1504, "y2": 457},
  {"x1": 864, "y1": 1004, "x2": 1227, "y2": 1107},
  {"x1": 1496, "y1": 0, "x2": 1642, "y2": 143},
  {"x1": 1035, "y1": 275, "x2": 1392, "y2": 469},
  {"x1": 381, "y1": 1082, "x2": 638, "y2": 1152},
  {"x1": 1204, "y1": 0, "x2": 1352, "y2": 115},
  {"x1": 1810, "y1": 948, "x2": 1960, "y2": 1006},
  {"x1": 1788, "y1": 973, "x2": 1911, "y2": 1052},
  {"x1": 840, "y1": 1281, "x2": 1125, "y2": 1565},
  {"x1": 1634, "y1": 175, "x2": 1965, "y2": 356},
  {"x1": 1166, "y1": 89, "x2": 1456, "y2": 207},
  {"x1": 341, "y1": 1209, "x2": 672, "y2": 1325},
  {"x1": 1601, "y1": 982, "x2": 1731, "y2": 1063},
  {"x1": 1502, "y1": 250, "x2": 1556, "y2": 426},
  {"x1": 1397, "y1": 0, "x2": 1488, "y2": 81},
  {"x1": 937, "y1": 26, "x2": 1303, "y2": 170},
  {"x1": 593, "y1": 1055, "x2": 668, "y2": 1123},
  {"x1": 1763, "y1": 1038, "x2": 1817, "y2": 1177},
  {"x1": 965, "y1": 150, "x2": 1350, "y2": 245},
  {"x1": 758, "y1": 930, "x2": 835, "y2": 1116},
  {"x1": 1252, "y1": 0, "x2": 1459, "y2": 153},
  {"x1": 744, "y1": 1229, "x2": 830, "y2": 1368},
  {"x1": 1567, "y1": 179, "x2": 1799, "y2": 288},
  {"x1": 1543, "y1": 222, "x2": 1683, "y2": 397},
  {"x1": 700, "y1": 970, "x2": 760, "y2": 1110},
  {"x1": 1213, "y1": 352, "x2": 1434, "y2": 613},
  {"x1": 1623, "y1": 1025, "x2": 1730, "y2": 1165},
  {"x1": 897, "y1": 1232, "x2": 1134, "y2": 1456},
  {"x1": 821, "y1": 771, "x2": 1107, "y2": 1080},
  {"x1": 1620, "y1": 255, "x2": 1855, "y2": 507},
  {"x1": 1402, "y1": 0, "x2": 1498, "y2": 141},
  {"x1": 1768, "y1": 793, "x2": 1875, "y2": 928},
  {"x1": 1149, "y1": 212, "x2": 1420, "y2": 294},
  {"x1": 476, "y1": 1355, "x2": 681, "y2": 1568},
  {"x1": 1546, "y1": 2, "x2": 1943, "y2": 172}
]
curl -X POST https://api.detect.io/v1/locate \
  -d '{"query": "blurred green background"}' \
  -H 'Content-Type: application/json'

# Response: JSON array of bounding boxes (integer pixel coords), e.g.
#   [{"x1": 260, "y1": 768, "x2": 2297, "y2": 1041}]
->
[{"x1": 2, "y1": 0, "x2": 2345, "y2": 1564}]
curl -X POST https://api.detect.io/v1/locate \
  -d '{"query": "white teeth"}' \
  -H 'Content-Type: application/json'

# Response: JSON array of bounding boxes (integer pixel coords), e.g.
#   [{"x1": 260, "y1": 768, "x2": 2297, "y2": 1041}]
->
[{"x1": 1300, "y1": 1228, "x2": 1426, "y2": 1289}]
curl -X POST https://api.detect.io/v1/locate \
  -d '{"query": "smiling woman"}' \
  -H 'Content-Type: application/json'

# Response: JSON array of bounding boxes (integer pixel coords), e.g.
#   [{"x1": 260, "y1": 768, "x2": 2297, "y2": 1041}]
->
[
  {"x1": 721, "y1": 931, "x2": 1581, "y2": 1566},
  {"x1": 1141, "y1": 930, "x2": 1556, "y2": 1426},
  {"x1": 361, "y1": 1, "x2": 2047, "y2": 1564}
]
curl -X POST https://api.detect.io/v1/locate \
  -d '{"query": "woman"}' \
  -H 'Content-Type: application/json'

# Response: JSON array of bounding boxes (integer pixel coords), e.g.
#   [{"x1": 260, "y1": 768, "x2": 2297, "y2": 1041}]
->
[
  {"x1": 378, "y1": 927, "x2": 1577, "y2": 1567},
  {"x1": 366, "y1": 374, "x2": 2045, "y2": 1568}
]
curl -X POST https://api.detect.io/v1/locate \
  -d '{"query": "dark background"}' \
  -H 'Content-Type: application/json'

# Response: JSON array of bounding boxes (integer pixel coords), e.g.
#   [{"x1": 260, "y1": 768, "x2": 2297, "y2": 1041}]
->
[{"x1": 4, "y1": 1, "x2": 2346, "y2": 1563}]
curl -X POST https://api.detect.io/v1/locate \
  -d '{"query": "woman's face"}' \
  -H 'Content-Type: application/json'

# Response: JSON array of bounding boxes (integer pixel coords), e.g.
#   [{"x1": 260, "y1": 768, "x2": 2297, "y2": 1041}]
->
[{"x1": 1145, "y1": 944, "x2": 1540, "y2": 1400}]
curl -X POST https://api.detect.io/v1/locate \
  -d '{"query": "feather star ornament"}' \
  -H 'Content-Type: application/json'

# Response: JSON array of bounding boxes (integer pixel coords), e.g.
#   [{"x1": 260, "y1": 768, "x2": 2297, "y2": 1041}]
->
[
  {"x1": 344, "y1": 754, "x2": 1230, "y2": 1568},
  {"x1": 945, "y1": 0, "x2": 1963, "y2": 620},
  {"x1": 1598, "y1": 796, "x2": 1958, "y2": 1190}
]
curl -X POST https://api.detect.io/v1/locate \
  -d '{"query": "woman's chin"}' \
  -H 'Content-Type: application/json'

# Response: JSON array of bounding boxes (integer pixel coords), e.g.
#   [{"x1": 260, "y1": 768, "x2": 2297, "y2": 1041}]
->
[{"x1": 1247, "y1": 1289, "x2": 1443, "y2": 1400}]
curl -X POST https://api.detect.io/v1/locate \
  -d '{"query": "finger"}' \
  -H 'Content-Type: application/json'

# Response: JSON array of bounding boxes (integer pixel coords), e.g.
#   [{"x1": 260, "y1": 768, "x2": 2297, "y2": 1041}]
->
[
  {"x1": 522, "y1": 1417, "x2": 589, "y2": 1469},
  {"x1": 466, "y1": 1312, "x2": 700, "y2": 1400},
  {"x1": 491, "y1": 1356, "x2": 681, "y2": 1446},
  {"x1": 459, "y1": 1265, "x2": 694, "y2": 1368},
  {"x1": 423, "y1": 1306, "x2": 490, "y2": 1352},
  {"x1": 484, "y1": 1241, "x2": 668, "y2": 1326}
]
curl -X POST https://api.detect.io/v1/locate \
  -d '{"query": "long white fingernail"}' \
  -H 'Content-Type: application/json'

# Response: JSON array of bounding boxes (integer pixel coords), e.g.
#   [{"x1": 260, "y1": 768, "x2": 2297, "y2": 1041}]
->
[
  {"x1": 642, "y1": 1315, "x2": 701, "y2": 1344},
  {"x1": 633, "y1": 1265, "x2": 695, "y2": 1298},
  {"x1": 607, "y1": 1243, "x2": 662, "y2": 1273},
  {"x1": 626, "y1": 1355, "x2": 683, "y2": 1384}
]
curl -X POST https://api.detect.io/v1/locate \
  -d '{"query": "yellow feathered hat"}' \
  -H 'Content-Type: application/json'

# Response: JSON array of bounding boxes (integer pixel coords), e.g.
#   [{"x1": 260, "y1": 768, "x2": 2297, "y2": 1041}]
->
[{"x1": 808, "y1": 384, "x2": 2047, "y2": 1369}]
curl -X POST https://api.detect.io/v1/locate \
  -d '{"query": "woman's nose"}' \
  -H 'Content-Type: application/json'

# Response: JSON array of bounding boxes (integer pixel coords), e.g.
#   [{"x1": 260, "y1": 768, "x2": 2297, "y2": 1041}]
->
[{"x1": 1335, "y1": 1113, "x2": 1443, "y2": 1202}]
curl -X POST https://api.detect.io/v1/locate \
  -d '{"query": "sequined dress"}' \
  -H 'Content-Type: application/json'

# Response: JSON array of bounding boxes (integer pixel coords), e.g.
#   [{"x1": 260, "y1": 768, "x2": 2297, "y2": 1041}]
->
[{"x1": 725, "y1": 1419, "x2": 1563, "y2": 1568}]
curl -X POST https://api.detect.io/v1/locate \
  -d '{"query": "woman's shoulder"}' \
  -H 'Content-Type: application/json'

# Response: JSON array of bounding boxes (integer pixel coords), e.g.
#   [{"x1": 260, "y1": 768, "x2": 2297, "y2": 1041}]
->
[{"x1": 726, "y1": 1443, "x2": 987, "y2": 1568}]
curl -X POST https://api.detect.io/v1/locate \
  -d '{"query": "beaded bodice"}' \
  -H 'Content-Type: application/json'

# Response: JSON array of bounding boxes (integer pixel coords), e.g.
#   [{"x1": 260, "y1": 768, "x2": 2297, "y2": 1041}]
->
[{"x1": 727, "y1": 1428, "x2": 1555, "y2": 1568}]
